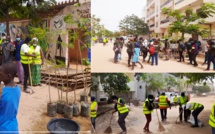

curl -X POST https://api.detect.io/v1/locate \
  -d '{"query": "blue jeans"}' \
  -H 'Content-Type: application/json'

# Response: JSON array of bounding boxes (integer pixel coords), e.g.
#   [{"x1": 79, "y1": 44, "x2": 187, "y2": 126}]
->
[
  {"x1": 212, "y1": 127, "x2": 215, "y2": 134},
  {"x1": 114, "y1": 52, "x2": 118, "y2": 63},
  {"x1": 91, "y1": 117, "x2": 96, "y2": 129},
  {"x1": 152, "y1": 53, "x2": 158, "y2": 65}
]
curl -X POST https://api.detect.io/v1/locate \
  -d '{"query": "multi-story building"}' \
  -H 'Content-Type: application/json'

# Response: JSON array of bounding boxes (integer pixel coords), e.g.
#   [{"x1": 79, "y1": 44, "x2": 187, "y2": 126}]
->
[{"x1": 145, "y1": 0, "x2": 215, "y2": 40}]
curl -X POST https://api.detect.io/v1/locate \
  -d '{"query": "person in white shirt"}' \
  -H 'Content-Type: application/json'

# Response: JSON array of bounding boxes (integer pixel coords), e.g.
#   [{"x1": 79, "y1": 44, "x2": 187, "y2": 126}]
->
[
  {"x1": 182, "y1": 102, "x2": 204, "y2": 127},
  {"x1": 202, "y1": 43, "x2": 209, "y2": 65}
]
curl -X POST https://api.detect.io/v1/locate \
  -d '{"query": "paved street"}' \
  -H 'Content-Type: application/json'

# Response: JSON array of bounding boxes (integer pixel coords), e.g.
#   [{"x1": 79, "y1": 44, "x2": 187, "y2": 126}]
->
[{"x1": 92, "y1": 42, "x2": 214, "y2": 72}]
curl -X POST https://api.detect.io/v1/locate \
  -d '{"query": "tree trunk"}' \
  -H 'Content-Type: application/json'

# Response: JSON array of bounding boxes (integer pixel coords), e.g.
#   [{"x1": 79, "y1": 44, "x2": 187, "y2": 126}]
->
[{"x1": 6, "y1": 7, "x2": 9, "y2": 36}]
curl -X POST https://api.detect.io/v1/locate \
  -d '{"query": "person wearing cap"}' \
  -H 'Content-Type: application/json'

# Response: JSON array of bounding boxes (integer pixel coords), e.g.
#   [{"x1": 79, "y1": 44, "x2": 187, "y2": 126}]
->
[
  {"x1": 126, "y1": 38, "x2": 134, "y2": 67},
  {"x1": 90, "y1": 96, "x2": 98, "y2": 130},
  {"x1": 179, "y1": 92, "x2": 189, "y2": 122},
  {"x1": 30, "y1": 37, "x2": 44, "y2": 86},
  {"x1": 158, "y1": 92, "x2": 171, "y2": 121},
  {"x1": 111, "y1": 95, "x2": 129, "y2": 134},
  {"x1": 20, "y1": 37, "x2": 36, "y2": 93},
  {"x1": 209, "y1": 103, "x2": 215, "y2": 133},
  {"x1": 14, "y1": 34, "x2": 24, "y2": 84},
  {"x1": 131, "y1": 38, "x2": 143, "y2": 70},
  {"x1": 182, "y1": 102, "x2": 204, "y2": 127},
  {"x1": 143, "y1": 94, "x2": 154, "y2": 133},
  {"x1": 1, "y1": 36, "x2": 14, "y2": 64}
]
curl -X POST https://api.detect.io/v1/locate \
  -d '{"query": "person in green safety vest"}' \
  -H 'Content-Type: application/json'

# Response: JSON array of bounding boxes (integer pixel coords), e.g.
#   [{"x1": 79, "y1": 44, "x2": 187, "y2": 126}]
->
[
  {"x1": 173, "y1": 95, "x2": 178, "y2": 107},
  {"x1": 90, "y1": 96, "x2": 97, "y2": 130},
  {"x1": 182, "y1": 102, "x2": 204, "y2": 127},
  {"x1": 111, "y1": 95, "x2": 129, "y2": 134},
  {"x1": 30, "y1": 37, "x2": 44, "y2": 86},
  {"x1": 209, "y1": 103, "x2": 215, "y2": 134},
  {"x1": 179, "y1": 92, "x2": 189, "y2": 122},
  {"x1": 143, "y1": 94, "x2": 154, "y2": 133}
]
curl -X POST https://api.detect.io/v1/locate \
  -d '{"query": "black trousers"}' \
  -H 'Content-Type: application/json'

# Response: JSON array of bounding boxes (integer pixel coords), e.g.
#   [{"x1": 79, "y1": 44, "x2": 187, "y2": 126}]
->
[
  {"x1": 188, "y1": 51, "x2": 192, "y2": 64},
  {"x1": 192, "y1": 52, "x2": 199, "y2": 65},
  {"x1": 118, "y1": 112, "x2": 129, "y2": 131},
  {"x1": 142, "y1": 50, "x2": 148, "y2": 61},
  {"x1": 179, "y1": 51, "x2": 184, "y2": 61},
  {"x1": 127, "y1": 53, "x2": 132, "y2": 66},
  {"x1": 22, "y1": 63, "x2": 29, "y2": 90},
  {"x1": 160, "y1": 109, "x2": 167, "y2": 121},
  {"x1": 192, "y1": 106, "x2": 204, "y2": 125},
  {"x1": 179, "y1": 107, "x2": 187, "y2": 121}
]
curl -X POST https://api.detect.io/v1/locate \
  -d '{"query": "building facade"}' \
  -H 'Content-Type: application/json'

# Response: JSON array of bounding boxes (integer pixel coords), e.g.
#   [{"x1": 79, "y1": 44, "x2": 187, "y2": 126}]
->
[{"x1": 145, "y1": 0, "x2": 215, "y2": 40}]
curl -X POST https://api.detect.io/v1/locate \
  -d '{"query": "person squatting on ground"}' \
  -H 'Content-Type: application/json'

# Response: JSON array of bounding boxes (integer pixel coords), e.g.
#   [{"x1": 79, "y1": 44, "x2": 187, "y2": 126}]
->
[
  {"x1": 90, "y1": 96, "x2": 98, "y2": 131},
  {"x1": 0, "y1": 62, "x2": 21, "y2": 132},
  {"x1": 1, "y1": 36, "x2": 14, "y2": 64},
  {"x1": 205, "y1": 40, "x2": 215, "y2": 71},
  {"x1": 15, "y1": 34, "x2": 24, "y2": 84},
  {"x1": 183, "y1": 102, "x2": 204, "y2": 127},
  {"x1": 111, "y1": 95, "x2": 129, "y2": 134},
  {"x1": 158, "y1": 92, "x2": 171, "y2": 121},
  {"x1": 30, "y1": 37, "x2": 44, "y2": 86},
  {"x1": 209, "y1": 103, "x2": 215, "y2": 134},
  {"x1": 131, "y1": 40, "x2": 143, "y2": 70},
  {"x1": 126, "y1": 38, "x2": 134, "y2": 67},
  {"x1": 143, "y1": 94, "x2": 154, "y2": 133},
  {"x1": 113, "y1": 38, "x2": 121, "y2": 64},
  {"x1": 179, "y1": 92, "x2": 189, "y2": 122},
  {"x1": 20, "y1": 37, "x2": 36, "y2": 93}
]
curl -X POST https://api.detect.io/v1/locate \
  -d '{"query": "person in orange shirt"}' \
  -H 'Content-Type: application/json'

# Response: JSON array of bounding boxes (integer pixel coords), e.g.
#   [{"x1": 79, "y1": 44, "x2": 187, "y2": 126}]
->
[{"x1": 158, "y1": 92, "x2": 171, "y2": 121}]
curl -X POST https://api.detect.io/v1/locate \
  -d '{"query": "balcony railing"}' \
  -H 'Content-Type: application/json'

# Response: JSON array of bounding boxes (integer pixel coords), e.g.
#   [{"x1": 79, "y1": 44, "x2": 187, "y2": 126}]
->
[
  {"x1": 147, "y1": 0, "x2": 153, "y2": 6},
  {"x1": 160, "y1": 0, "x2": 172, "y2": 8},
  {"x1": 147, "y1": 11, "x2": 155, "y2": 18},
  {"x1": 150, "y1": 24, "x2": 155, "y2": 28},
  {"x1": 160, "y1": 18, "x2": 170, "y2": 24},
  {"x1": 175, "y1": 0, "x2": 184, "y2": 5}
]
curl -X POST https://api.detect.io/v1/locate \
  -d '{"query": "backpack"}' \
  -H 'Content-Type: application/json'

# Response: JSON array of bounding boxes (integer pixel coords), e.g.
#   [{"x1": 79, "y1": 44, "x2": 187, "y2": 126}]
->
[{"x1": 149, "y1": 45, "x2": 155, "y2": 55}]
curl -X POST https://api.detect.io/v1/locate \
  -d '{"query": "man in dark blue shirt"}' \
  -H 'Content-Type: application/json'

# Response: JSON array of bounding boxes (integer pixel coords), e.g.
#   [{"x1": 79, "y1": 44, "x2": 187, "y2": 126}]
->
[{"x1": 14, "y1": 35, "x2": 24, "y2": 84}]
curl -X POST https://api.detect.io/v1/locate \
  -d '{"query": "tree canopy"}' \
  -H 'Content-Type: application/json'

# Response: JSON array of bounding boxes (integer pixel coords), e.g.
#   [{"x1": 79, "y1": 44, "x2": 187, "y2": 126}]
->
[
  {"x1": 0, "y1": 0, "x2": 56, "y2": 35},
  {"x1": 91, "y1": 73, "x2": 130, "y2": 97},
  {"x1": 119, "y1": 14, "x2": 149, "y2": 35},
  {"x1": 162, "y1": 3, "x2": 215, "y2": 39}
]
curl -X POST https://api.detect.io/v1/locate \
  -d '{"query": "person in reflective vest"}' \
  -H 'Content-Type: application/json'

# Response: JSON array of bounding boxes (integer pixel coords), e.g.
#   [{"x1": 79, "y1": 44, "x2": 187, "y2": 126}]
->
[
  {"x1": 90, "y1": 96, "x2": 97, "y2": 130},
  {"x1": 111, "y1": 95, "x2": 129, "y2": 134},
  {"x1": 179, "y1": 92, "x2": 189, "y2": 122},
  {"x1": 20, "y1": 37, "x2": 36, "y2": 93},
  {"x1": 143, "y1": 94, "x2": 154, "y2": 133},
  {"x1": 209, "y1": 103, "x2": 215, "y2": 134},
  {"x1": 158, "y1": 92, "x2": 171, "y2": 121},
  {"x1": 30, "y1": 37, "x2": 44, "y2": 86},
  {"x1": 173, "y1": 95, "x2": 178, "y2": 107},
  {"x1": 182, "y1": 102, "x2": 204, "y2": 127}
]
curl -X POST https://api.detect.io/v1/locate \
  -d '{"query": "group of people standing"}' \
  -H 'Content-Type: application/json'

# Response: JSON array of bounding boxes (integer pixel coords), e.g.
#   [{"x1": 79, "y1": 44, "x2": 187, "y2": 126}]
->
[
  {"x1": 0, "y1": 34, "x2": 44, "y2": 93},
  {"x1": 111, "y1": 35, "x2": 215, "y2": 71}
]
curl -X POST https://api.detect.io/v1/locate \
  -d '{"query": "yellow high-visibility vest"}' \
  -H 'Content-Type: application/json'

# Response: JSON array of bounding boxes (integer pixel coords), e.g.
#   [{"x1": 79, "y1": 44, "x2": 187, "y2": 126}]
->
[
  {"x1": 209, "y1": 103, "x2": 215, "y2": 128},
  {"x1": 117, "y1": 98, "x2": 129, "y2": 114},
  {"x1": 20, "y1": 44, "x2": 33, "y2": 64},
  {"x1": 90, "y1": 101, "x2": 97, "y2": 118},
  {"x1": 174, "y1": 97, "x2": 178, "y2": 103},
  {"x1": 189, "y1": 102, "x2": 202, "y2": 110},
  {"x1": 159, "y1": 95, "x2": 168, "y2": 108},
  {"x1": 143, "y1": 99, "x2": 153, "y2": 114},
  {"x1": 180, "y1": 96, "x2": 188, "y2": 105},
  {"x1": 30, "y1": 45, "x2": 42, "y2": 64}
]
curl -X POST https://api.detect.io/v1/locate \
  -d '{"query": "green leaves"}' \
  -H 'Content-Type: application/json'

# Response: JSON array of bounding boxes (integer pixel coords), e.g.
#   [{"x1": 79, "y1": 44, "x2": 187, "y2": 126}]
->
[{"x1": 119, "y1": 14, "x2": 149, "y2": 35}]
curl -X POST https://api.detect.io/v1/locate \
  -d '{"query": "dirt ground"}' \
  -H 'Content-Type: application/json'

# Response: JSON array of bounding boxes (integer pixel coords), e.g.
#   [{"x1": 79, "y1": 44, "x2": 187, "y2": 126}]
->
[
  {"x1": 12, "y1": 78, "x2": 91, "y2": 133},
  {"x1": 95, "y1": 95, "x2": 215, "y2": 134}
]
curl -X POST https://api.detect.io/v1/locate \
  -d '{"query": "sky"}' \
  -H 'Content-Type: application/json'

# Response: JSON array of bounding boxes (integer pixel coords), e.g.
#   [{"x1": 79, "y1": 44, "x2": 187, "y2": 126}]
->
[{"x1": 92, "y1": 0, "x2": 146, "y2": 32}]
